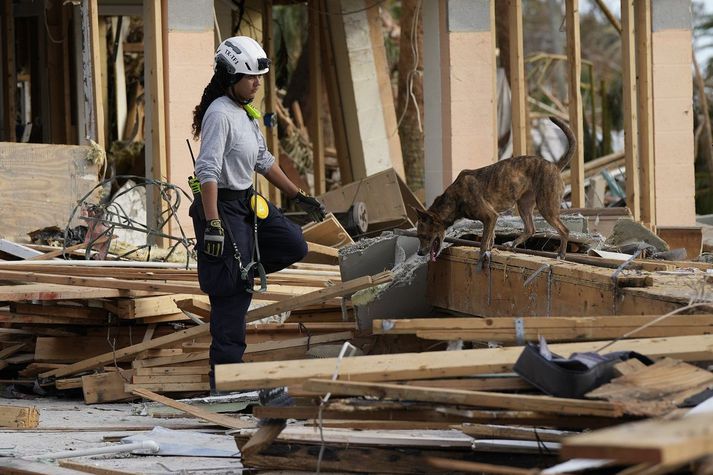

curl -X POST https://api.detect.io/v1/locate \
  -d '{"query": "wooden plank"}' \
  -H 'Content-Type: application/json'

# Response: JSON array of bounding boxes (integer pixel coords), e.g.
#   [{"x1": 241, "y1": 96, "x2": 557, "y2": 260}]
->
[
  {"x1": 55, "y1": 377, "x2": 83, "y2": 390},
  {"x1": 0, "y1": 269, "x2": 203, "y2": 294},
  {"x1": 565, "y1": 0, "x2": 585, "y2": 207},
  {"x1": 83, "y1": 0, "x2": 104, "y2": 148},
  {"x1": 58, "y1": 460, "x2": 135, "y2": 475},
  {"x1": 214, "y1": 334, "x2": 713, "y2": 391},
  {"x1": 134, "y1": 366, "x2": 209, "y2": 376},
  {"x1": 240, "y1": 440, "x2": 469, "y2": 474},
  {"x1": 143, "y1": 0, "x2": 167, "y2": 246},
  {"x1": 130, "y1": 388, "x2": 252, "y2": 429},
  {"x1": 254, "y1": 403, "x2": 615, "y2": 429},
  {"x1": 0, "y1": 343, "x2": 27, "y2": 360},
  {"x1": 41, "y1": 272, "x2": 391, "y2": 379},
  {"x1": 0, "y1": 264, "x2": 198, "y2": 280},
  {"x1": 0, "y1": 404, "x2": 40, "y2": 428},
  {"x1": 373, "y1": 315, "x2": 713, "y2": 343},
  {"x1": 0, "y1": 284, "x2": 162, "y2": 302},
  {"x1": 239, "y1": 421, "x2": 287, "y2": 458},
  {"x1": 132, "y1": 352, "x2": 208, "y2": 369},
  {"x1": 132, "y1": 374, "x2": 206, "y2": 384},
  {"x1": 303, "y1": 241, "x2": 339, "y2": 265},
  {"x1": 457, "y1": 423, "x2": 573, "y2": 443},
  {"x1": 115, "y1": 294, "x2": 208, "y2": 319},
  {"x1": 375, "y1": 315, "x2": 713, "y2": 331},
  {"x1": 35, "y1": 336, "x2": 133, "y2": 363},
  {"x1": 28, "y1": 239, "x2": 107, "y2": 261},
  {"x1": 236, "y1": 425, "x2": 474, "y2": 448},
  {"x1": 426, "y1": 457, "x2": 538, "y2": 475},
  {"x1": 11, "y1": 303, "x2": 109, "y2": 320},
  {"x1": 126, "y1": 383, "x2": 209, "y2": 392},
  {"x1": 302, "y1": 379, "x2": 623, "y2": 417},
  {"x1": 0, "y1": 311, "x2": 106, "y2": 326},
  {"x1": 82, "y1": 370, "x2": 136, "y2": 404},
  {"x1": 621, "y1": 0, "x2": 640, "y2": 220},
  {"x1": 301, "y1": 214, "x2": 353, "y2": 248},
  {"x1": 0, "y1": 458, "x2": 89, "y2": 475},
  {"x1": 635, "y1": 0, "x2": 655, "y2": 228},
  {"x1": 560, "y1": 412, "x2": 713, "y2": 464}
]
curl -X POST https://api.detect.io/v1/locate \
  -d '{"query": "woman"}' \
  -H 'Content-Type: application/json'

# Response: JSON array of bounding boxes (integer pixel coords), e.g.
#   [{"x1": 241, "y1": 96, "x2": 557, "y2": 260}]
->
[{"x1": 190, "y1": 36, "x2": 325, "y2": 393}]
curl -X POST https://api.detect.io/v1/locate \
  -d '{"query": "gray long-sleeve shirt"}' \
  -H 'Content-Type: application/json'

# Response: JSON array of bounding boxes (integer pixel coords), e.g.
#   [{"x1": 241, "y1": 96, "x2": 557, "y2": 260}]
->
[{"x1": 194, "y1": 96, "x2": 275, "y2": 190}]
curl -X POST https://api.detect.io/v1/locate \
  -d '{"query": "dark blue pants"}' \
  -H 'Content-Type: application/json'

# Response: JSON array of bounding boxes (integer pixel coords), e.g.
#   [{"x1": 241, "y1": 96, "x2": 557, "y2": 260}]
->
[{"x1": 191, "y1": 193, "x2": 307, "y2": 370}]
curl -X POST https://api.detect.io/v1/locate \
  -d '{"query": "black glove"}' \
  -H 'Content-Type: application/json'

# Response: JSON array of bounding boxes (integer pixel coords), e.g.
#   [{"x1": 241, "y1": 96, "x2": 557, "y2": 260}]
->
[
  {"x1": 294, "y1": 189, "x2": 326, "y2": 222},
  {"x1": 203, "y1": 219, "x2": 224, "y2": 257}
]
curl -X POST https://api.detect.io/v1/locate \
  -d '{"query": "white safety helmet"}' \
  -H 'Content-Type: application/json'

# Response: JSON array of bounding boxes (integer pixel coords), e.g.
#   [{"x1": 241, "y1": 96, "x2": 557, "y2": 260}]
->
[{"x1": 215, "y1": 36, "x2": 271, "y2": 77}]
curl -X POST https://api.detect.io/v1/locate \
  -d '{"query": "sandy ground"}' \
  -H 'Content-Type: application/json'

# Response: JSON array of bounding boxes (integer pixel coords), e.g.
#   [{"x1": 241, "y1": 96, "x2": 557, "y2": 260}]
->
[{"x1": 0, "y1": 396, "x2": 250, "y2": 474}]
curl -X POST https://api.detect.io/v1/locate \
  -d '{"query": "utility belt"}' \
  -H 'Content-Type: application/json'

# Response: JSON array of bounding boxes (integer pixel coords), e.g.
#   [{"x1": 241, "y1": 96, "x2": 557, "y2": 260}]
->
[{"x1": 218, "y1": 187, "x2": 253, "y2": 201}]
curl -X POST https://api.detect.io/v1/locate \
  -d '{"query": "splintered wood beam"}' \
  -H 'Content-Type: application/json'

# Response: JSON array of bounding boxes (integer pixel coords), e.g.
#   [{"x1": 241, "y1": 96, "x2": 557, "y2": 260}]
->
[
  {"x1": 130, "y1": 388, "x2": 253, "y2": 429},
  {"x1": 40, "y1": 272, "x2": 391, "y2": 379},
  {"x1": 302, "y1": 379, "x2": 623, "y2": 418},
  {"x1": 214, "y1": 334, "x2": 713, "y2": 392}
]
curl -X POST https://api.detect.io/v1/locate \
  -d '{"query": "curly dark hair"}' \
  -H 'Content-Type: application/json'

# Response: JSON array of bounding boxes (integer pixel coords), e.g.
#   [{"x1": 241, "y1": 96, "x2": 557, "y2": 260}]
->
[{"x1": 191, "y1": 64, "x2": 241, "y2": 140}]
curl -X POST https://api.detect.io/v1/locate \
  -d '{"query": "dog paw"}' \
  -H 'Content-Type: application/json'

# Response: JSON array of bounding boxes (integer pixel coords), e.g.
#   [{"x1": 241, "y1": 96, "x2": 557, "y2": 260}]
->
[
  {"x1": 475, "y1": 251, "x2": 492, "y2": 272},
  {"x1": 503, "y1": 240, "x2": 515, "y2": 248}
]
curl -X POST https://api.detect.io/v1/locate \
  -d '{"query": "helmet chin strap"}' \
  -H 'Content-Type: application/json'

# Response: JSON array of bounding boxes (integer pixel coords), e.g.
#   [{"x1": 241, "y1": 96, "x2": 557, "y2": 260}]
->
[
  {"x1": 227, "y1": 86, "x2": 251, "y2": 105},
  {"x1": 227, "y1": 86, "x2": 262, "y2": 120}
]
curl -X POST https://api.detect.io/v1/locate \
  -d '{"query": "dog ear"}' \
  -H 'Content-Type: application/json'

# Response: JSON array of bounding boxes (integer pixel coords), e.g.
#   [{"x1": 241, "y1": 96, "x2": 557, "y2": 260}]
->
[{"x1": 410, "y1": 205, "x2": 430, "y2": 222}]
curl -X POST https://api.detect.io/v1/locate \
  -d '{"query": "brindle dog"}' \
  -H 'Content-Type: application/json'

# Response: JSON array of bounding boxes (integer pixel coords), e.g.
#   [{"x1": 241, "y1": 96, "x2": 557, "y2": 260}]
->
[{"x1": 415, "y1": 116, "x2": 576, "y2": 265}]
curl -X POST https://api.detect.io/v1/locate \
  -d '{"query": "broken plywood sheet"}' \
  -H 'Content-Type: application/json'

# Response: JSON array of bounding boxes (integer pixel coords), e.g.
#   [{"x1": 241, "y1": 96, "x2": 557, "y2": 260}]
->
[
  {"x1": 586, "y1": 358, "x2": 713, "y2": 416},
  {"x1": 0, "y1": 143, "x2": 100, "y2": 241}
]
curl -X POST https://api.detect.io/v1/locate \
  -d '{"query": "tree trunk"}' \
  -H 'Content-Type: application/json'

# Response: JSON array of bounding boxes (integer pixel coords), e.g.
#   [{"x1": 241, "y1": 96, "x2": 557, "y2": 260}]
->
[{"x1": 397, "y1": 0, "x2": 425, "y2": 198}]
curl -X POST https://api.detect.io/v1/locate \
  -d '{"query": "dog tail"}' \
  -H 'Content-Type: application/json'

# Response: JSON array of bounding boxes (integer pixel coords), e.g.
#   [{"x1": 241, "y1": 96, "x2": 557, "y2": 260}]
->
[{"x1": 549, "y1": 116, "x2": 577, "y2": 171}]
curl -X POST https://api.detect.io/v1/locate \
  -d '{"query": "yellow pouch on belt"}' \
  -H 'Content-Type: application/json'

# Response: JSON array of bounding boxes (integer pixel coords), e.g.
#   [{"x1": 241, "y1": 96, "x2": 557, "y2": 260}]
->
[{"x1": 250, "y1": 193, "x2": 270, "y2": 219}]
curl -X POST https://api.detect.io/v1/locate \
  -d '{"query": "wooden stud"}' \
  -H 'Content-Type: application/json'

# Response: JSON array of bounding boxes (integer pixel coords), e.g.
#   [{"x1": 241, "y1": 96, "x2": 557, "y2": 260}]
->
[
  {"x1": 80, "y1": 0, "x2": 105, "y2": 148},
  {"x1": 507, "y1": 0, "x2": 527, "y2": 156},
  {"x1": 635, "y1": 0, "x2": 655, "y2": 229},
  {"x1": 621, "y1": 0, "x2": 640, "y2": 221},
  {"x1": 143, "y1": 0, "x2": 167, "y2": 247}
]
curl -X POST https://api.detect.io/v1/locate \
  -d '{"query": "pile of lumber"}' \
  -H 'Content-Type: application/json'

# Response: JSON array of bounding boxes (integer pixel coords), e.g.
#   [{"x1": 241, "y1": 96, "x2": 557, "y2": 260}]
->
[{"x1": 4, "y1": 223, "x2": 713, "y2": 473}]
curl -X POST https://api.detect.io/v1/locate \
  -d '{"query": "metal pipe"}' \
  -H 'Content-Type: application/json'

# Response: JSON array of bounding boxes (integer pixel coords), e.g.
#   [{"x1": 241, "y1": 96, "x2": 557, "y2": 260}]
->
[{"x1": 28, "y1": 440, "x2": 160, "y2": 460}]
